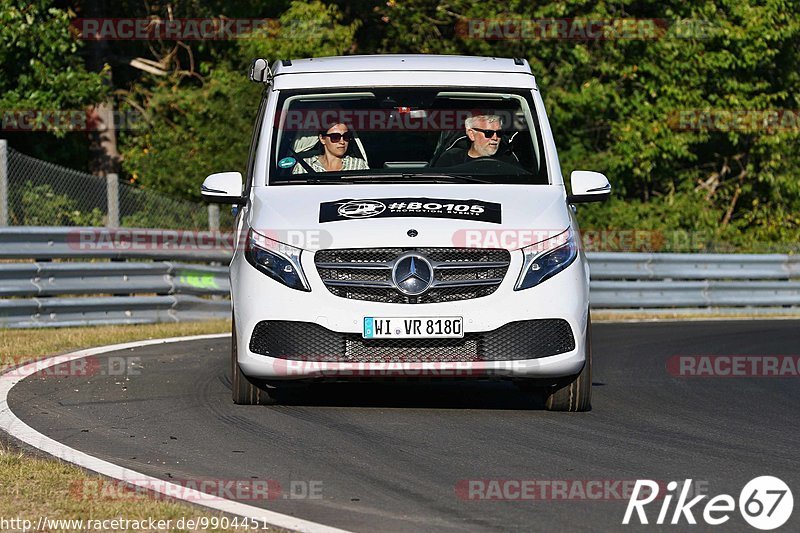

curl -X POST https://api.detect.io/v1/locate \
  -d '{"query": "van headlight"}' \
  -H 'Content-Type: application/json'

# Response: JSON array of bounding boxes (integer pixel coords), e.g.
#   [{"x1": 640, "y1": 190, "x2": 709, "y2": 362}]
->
[
  {"x1": 245, "y1": 228, "x2": 310, "y2": 291},
  {"x1": 515, "y1": 229, "x2": 577, "y2": 290}
]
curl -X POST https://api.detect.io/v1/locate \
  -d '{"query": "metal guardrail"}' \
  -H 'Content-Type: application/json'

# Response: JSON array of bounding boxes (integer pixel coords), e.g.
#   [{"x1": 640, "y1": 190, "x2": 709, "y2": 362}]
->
[
  {"x1": 0, "y1": 262, "x2": 229, "y2": 297},
  {"x1": 0, "y1": 295, "x2": 231, "y2": 328},
  {"x1": 587, "y1": 252, "x2": 800, "y2": 310},
  {"x1": 0, "y1": 228, "x2": 798, "y2": 327},
  {"x1": 0, "y1": 227, "x2": 232, "y2": 327},
  {"x1": 0, "y1": 226, "x2": 234, "y2": 262},
  {"x1": 588, "y1": 252, "x2": 800, "y2": 280}
]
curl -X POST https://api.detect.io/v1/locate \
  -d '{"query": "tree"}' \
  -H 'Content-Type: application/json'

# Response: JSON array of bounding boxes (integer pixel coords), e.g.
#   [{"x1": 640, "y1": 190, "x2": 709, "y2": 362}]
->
[
  {"x1": 0, "y1": 0, "x2": 107, "y2": 116},
  {"x1": 0, "y1": 0, "x2": 107, "y2": 166},
  {"x1": 369, "y1": 0, "x2": 800, "y2": 251},
  {"x1": 120, "y1": 0, "x2": 360, "y2": 199}
]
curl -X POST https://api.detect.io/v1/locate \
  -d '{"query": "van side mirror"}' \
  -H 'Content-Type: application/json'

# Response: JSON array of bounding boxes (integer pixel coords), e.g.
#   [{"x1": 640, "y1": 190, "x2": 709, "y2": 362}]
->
[
  {"x1": 568, "y1": 171, "x2": 611, "y2": 203},
  {"x1": 201, "y1": 172, "x2": 244, "y2": 204},
  {"x1": 249, "y1": 58, "x2": 272, "y2": 83}
]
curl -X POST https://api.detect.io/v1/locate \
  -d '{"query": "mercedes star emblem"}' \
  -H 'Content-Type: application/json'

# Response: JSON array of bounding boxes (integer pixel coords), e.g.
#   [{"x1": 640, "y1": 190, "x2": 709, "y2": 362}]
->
[{"x1": 391, "y1": 253, "x2": 434, "y2": 295}]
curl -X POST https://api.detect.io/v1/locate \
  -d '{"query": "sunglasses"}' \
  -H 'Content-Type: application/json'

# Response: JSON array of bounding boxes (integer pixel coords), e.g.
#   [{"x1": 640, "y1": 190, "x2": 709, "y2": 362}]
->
[
  {"x1": 321, "y1": 132, "x2": 353, "y2": 142},
  {"x1": 470, "y1": 127, "x2": 504, "y2": 139}
]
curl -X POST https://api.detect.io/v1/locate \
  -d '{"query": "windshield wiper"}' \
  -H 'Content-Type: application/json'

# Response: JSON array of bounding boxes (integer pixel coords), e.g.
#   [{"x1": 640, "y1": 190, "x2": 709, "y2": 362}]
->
[
  {"x1": 406, "y1": 173, "x2": 493, "y2": 184},
  {"x1": 273, "y1": 177, "x2": 352, "y2": 185},
  {"x1": 342, "y1": 173, "x2": 493, "y2": 184},
  {"x1": 274, "y1": 173, "x2": 494, "y2": 185}
]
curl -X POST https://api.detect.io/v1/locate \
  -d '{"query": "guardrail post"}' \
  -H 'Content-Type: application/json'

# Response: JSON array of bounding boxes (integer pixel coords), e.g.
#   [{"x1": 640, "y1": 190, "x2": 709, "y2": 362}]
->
[
  {"x1": 208, "y1": 204, "x2": 220, "y2": 231},
  {"x1": 0, "y1": 140, "x2": 8, "y2": 226},
  {"x1": 106, "y1": 173, "x2": 119, "y2": 228}
]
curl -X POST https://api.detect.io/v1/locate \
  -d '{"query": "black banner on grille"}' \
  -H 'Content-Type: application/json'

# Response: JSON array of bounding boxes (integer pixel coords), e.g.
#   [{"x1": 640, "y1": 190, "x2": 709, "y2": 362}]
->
[{"x1": 319, "y1": 198, "x2": 502, "y2": 224}]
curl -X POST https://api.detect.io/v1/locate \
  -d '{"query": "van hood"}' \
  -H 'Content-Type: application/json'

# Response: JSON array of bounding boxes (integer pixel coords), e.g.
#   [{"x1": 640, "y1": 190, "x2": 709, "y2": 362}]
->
[{"x1": 248, "y1": 184, "x2": 570, "y2": 251}]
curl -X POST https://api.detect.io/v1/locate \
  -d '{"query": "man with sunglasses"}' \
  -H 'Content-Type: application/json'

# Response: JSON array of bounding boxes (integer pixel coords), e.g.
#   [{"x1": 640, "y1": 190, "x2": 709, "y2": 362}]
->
[
  {"x1": 293, "y1": 123, "x2": 369, "y2": 173},
  {"x1": 435, "y1": 114, "x2": 519, "y2": 167}
]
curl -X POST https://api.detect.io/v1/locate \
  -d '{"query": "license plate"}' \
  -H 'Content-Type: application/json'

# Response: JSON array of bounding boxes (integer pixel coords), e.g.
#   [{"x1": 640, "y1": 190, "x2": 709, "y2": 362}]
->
[{"x1": 363, "y1": 317, "x2": 464, "y2": 339}]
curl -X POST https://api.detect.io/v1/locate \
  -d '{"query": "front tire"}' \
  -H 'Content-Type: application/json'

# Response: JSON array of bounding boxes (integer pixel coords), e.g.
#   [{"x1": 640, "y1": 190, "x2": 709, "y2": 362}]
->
[
  {"x1": 231, "y1": 316, "x2": 276, "y2": 405},
  {"x1": 544, "y1": 313, "x2": 592, "y2": 412}
]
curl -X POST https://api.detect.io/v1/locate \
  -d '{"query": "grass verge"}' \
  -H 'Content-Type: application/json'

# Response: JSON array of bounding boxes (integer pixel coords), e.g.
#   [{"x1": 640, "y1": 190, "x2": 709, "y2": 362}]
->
[{"x1": 0, "y1": 321, "x2": 292, "y2": 532}]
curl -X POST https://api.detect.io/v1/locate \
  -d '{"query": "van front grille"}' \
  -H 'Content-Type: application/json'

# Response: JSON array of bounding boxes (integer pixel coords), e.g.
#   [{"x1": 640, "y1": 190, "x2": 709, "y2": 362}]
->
[{"x1": 314, "y1": 247, "x2": 511, "y2": 304}]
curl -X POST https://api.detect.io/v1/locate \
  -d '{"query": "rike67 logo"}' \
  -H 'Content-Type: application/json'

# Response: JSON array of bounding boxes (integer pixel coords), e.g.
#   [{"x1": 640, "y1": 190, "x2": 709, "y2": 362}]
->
[{"x1": 623, "y1": 476, "x2": 793, "y2": 530}]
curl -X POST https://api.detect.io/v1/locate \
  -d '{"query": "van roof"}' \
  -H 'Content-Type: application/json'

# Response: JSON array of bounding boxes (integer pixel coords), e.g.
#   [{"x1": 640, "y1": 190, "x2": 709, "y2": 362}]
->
[{"x1": 271, "y1": 55, "x2": 532, "y2": 77}]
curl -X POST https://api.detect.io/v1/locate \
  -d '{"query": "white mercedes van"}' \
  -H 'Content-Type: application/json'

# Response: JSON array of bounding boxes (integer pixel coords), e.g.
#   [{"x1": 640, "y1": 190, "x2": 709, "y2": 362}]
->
[{"x1": 201, "y1": 55, "x2": 610, "y2": 411}]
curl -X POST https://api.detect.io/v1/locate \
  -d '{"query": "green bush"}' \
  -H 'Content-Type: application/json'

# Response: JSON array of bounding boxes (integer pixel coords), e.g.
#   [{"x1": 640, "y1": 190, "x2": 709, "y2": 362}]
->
[{"x1": 15, "y1": 182, "x2": 105, "y2": 226}]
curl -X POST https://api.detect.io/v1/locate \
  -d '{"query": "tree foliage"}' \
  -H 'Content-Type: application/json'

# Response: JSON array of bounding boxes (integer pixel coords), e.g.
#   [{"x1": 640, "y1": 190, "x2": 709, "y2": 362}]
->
[
  {"x1": 120, "y1": 0, "x2": 360, "y2": 198},
  {"x1": 0, "y1": 0, "x2": 107, "y2": 126},
  {"x1": 0, "y1": 0, "x2": 108, "y2": 165},
  {"x1": 1, "y1": 0, "x2": 798, "y2": 248},
  {"x1": 370, "y1": 0, "x2": 800, "y2": 250}
]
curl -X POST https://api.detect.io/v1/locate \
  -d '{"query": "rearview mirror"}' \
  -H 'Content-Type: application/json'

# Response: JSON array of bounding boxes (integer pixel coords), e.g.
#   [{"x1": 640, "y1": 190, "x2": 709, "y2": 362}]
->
[
  {"x1": 568, "y1": 171, "x2": 611, "y2": 203},
  {"x1": 201, "y1": 172, "x2": 244, "y2": 204}
]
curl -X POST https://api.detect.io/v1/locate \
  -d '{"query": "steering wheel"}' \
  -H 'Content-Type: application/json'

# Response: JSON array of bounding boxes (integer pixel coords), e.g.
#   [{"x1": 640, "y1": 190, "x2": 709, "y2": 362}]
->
[{"x1": 448, "y1": 156, "x2": 528, "y2": 175}]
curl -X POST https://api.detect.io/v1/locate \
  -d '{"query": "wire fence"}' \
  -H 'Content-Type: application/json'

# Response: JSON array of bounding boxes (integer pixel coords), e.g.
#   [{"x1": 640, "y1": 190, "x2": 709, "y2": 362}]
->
[{"x1": 0, "y1": 143, "x2": 233, "y2": 230}]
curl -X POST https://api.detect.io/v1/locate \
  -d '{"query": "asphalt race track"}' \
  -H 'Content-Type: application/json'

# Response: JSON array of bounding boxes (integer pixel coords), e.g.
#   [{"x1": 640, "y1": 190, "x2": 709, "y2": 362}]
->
[{"x1": 8, "y1": 321, "x2": 800, "y2": 532}]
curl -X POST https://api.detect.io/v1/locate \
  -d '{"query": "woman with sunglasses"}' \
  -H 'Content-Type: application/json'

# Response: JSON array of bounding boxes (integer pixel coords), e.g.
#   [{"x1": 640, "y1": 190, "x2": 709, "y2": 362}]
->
[{"x1": 293, "y1": 123, "x2": 369, "y2": 173}]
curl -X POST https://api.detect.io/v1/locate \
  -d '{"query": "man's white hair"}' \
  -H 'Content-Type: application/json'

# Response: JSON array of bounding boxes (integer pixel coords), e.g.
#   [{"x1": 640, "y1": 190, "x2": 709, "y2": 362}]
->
[{"x1": 465, "y1": 114, "x2": 502, "y2": 129}]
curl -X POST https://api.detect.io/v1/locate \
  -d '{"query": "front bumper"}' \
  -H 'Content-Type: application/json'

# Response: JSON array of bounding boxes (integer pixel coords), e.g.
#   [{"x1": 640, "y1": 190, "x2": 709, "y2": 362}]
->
[{"x1": 232, "y1": 247, "x2": 590, "y2": 380}]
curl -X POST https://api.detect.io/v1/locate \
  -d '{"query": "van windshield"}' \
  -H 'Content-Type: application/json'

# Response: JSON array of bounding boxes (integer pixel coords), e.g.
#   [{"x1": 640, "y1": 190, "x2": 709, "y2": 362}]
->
[{"x1": 269, "y1": 88, "x2": 549, "y2": 185}]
